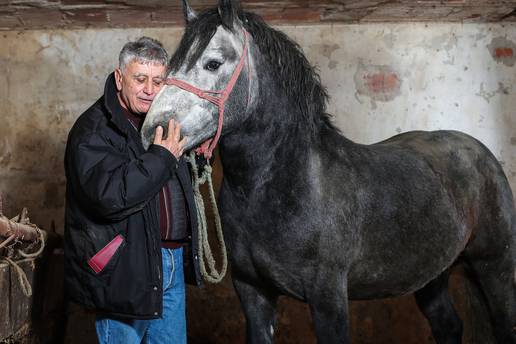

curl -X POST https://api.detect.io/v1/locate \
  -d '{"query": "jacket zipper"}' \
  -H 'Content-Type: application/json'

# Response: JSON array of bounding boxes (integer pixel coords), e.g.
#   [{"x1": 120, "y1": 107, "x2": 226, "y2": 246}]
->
[
  {"x1": 128, "y1": 132, "x2": 162, "y2": 311},
  {"x1": 153, "y1": 197, "x2": 161, "y2": 282}
]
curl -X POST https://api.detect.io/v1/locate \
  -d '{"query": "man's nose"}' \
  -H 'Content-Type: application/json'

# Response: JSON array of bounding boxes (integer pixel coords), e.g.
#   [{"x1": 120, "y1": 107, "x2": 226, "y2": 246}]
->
[{"x1": 143, "y1": 79, "x2": 155, "y2": 95}]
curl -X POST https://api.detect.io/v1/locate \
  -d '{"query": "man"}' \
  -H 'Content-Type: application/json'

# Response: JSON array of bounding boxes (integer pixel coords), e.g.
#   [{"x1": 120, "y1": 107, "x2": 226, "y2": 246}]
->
[{"x1": 64, "y1": 37, "x2": 201, "y2": 344}]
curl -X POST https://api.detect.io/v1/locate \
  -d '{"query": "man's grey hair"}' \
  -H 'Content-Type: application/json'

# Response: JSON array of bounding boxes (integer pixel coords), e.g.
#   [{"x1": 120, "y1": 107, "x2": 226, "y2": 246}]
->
[{"x1": 119, "y1": 36, "x2": 168, "y2": 71}]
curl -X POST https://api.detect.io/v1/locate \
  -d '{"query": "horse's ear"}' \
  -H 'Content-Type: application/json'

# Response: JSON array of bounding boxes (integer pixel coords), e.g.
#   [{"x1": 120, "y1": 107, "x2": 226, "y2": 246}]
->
[
  {"x1": 218, "y1": 0, "x2": 240, "y2": 29},
  {"x1": 181, "y1": 0, "x2": 197, "y2": 24}
]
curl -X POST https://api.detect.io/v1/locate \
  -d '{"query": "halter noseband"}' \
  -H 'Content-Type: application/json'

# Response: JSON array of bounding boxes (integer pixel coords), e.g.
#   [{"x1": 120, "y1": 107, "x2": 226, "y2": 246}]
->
[{"x1": 165, "y1": 30, "x2": 250, "y2": 160}]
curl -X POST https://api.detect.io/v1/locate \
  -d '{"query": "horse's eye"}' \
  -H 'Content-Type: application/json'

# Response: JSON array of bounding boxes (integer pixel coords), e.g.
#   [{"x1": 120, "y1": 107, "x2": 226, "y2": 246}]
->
[{"x1": 204, "y1": 60, "x2": 222, "y2": 72}]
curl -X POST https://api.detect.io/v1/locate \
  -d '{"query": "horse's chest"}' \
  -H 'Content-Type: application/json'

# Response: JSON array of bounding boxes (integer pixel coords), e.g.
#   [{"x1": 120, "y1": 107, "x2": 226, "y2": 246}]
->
[
  {"x1": 228, "y1": 234, "x2": 311, "y2": 298},
  {"x1": 222, "y1": 211, "x2": 321, "y2": 299}
]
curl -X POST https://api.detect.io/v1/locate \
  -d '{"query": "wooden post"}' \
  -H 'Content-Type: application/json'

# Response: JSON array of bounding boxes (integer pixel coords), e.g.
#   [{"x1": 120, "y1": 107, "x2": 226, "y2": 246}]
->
[
  {"x1": 0, "y1": 260, "x2": 10, "y2": 338},
  {"x1": 8, "y1": 260, "x2": 35, "y2": 339},
  {"x1": 0, "y1": 214, "x2": 40, "y2": 243},
  {"x1": 0, "y1": 195, "x2": 40, "y2": 244},
  {"x1": 0, "y1": 196, "x2": 46, "y2": 341}
]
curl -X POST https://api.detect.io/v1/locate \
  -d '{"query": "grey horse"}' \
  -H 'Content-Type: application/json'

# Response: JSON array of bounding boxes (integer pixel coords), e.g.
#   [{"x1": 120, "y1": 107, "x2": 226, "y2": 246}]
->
[{"x1": 141, "y1": 1, "x2": 516, "y2": 342}]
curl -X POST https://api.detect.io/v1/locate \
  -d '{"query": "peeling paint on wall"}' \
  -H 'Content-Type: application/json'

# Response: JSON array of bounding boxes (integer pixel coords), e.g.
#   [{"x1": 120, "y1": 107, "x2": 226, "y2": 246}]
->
[
  {"x1": 476, "y1": 82, "x2": 511, "y2": 103},
  {"x1": 354, "y1": 63, "x2": 402, "y2": 102},
  {"x1": 320, "y1": 43, "x2": 339, "y2": 60},
  {"x1": 310, "y1": 42, "x2": 340, "y2": 69},
  {"x1": 487, "y1": 36, "x2": 516, "y2": 67}
]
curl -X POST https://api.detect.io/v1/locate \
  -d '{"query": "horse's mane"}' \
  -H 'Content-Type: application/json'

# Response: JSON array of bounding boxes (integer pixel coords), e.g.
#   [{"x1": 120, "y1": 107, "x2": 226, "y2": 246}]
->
[{"x1": 169, "y1": 9, "x2": 339, "y2": 136}]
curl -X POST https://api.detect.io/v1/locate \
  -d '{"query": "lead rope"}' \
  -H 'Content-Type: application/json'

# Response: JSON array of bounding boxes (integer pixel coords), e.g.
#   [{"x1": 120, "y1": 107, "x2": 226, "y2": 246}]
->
[{"x1": 185, "y1": 151, "x2": 227, "y2": 283}]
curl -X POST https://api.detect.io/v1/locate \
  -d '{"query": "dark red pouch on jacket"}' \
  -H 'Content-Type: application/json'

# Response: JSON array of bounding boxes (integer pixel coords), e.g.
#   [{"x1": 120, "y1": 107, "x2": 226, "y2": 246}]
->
[{"x1": 88, "y1": 234, "x2": 124, "y2": 274}]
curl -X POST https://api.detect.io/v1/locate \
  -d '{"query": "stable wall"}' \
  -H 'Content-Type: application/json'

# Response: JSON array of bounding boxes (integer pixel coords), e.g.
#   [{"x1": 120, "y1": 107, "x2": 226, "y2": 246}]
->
[
  {"x1": 0, "y1": 22, "x2": 515, "y2": 343},
  {"x1": 0, "y1": 23, "x2": 515, "y2": 231}
]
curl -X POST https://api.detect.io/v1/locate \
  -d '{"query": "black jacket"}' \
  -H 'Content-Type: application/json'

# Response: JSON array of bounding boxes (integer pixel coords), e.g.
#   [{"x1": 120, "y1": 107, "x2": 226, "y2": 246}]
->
[{"x1": 64, "y1": 73, "x2": 201, "y2": 319}]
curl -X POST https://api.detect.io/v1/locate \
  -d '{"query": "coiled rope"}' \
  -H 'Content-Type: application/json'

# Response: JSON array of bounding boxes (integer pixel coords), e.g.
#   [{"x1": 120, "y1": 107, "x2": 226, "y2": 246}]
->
[
  {"x1": 186, "y1": 151, "x2": 227, "y2": 283},
  {"x1": 0, "y1": 227, "x2": 46, "y2": 297}
]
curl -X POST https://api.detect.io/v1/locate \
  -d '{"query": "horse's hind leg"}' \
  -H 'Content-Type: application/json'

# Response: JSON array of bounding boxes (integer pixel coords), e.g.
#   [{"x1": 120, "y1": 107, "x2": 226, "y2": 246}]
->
[
  {"x1": 233, "y1": 278, "x2": 278, "y2": 344},
  {"x1": 464, "y1": 246, "x2": 516, "y2": 344},
  {"x1": 308, "y1": 274, "x2": 350, "y2": 344},
  {"x1": 414, "y1": 270, "x2": 463, "y2": 344}
]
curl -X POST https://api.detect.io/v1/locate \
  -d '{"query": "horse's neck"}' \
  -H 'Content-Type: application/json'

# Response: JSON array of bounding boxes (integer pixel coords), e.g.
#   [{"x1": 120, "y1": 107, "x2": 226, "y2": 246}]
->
[
  {"x1": 220, "y1": 99, "x2": 310, "y2": 188},
  {"x1": 220, "y1": 119, "x2": 305, "y2": 182},
  {"x1": 220, "y1": 59, "x2": 327, "y2": 188}
]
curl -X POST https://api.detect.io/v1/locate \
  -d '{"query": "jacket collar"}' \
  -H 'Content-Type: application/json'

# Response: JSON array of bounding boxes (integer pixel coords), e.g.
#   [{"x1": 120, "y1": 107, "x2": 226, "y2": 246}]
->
[{"x1": 103, "y1": 72, "x2": 131, "y2": 136}]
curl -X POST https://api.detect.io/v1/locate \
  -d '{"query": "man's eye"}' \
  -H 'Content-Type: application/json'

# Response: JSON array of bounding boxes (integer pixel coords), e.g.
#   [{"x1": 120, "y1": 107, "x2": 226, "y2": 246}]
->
[
  {"x1": 136, "y1": 78, "x2": 146, "y2": 83},
  {"x1": 153, "y1": 80, "x2": 164, "y2": 87},
  {"x1": 204, "y1": 60, "x2": 222, "y2": 72}
]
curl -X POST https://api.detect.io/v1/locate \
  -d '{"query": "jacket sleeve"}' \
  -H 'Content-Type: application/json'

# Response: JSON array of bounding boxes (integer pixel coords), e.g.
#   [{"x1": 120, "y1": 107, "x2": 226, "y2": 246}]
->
[{"x1": 67, "y1": 130, "x2": 177, "y2": 221}]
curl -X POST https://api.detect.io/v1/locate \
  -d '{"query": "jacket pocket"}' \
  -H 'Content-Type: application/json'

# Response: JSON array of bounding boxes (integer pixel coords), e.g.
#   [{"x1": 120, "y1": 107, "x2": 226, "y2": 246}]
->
[{"x1": 88, "y1": 234, "x2": 124, "y2": 274}]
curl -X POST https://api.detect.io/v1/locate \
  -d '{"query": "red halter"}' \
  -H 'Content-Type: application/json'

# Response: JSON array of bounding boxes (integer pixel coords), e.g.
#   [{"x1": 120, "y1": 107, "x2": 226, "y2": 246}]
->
[{"x1": 165, "y1": 30, "x2": 250, "y2": 159}]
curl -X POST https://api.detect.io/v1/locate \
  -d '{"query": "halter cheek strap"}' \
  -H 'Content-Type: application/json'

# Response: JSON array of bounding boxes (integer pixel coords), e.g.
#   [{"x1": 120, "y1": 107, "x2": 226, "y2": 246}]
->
[{"x1": 165, "y1": 30, "x2": 250, "y2": 160}]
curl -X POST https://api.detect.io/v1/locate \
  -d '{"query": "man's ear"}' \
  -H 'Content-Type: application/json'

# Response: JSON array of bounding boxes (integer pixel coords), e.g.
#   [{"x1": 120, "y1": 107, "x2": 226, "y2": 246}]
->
[{"x1": 114, "y1": 68, "x2": 123, "y2": 92}]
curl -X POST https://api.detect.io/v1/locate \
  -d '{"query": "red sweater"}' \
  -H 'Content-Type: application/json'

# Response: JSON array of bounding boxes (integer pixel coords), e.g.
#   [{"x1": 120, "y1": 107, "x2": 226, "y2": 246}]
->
[{"x1": 123, "y1": 107, "x2": 188, "y2": 249}]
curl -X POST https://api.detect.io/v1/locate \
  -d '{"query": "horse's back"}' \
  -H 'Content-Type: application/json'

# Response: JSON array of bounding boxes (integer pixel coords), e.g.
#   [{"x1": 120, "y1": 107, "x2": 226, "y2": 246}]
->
[
  {"x1": 328, "y1": 130, "x2": 515, "y2": 298},
  {"x1": 381, "y1": 129, "x2": 514, "y2": 244},
  {"x1": 377, "y1": 130, "x2": 514, "y2": 230}
]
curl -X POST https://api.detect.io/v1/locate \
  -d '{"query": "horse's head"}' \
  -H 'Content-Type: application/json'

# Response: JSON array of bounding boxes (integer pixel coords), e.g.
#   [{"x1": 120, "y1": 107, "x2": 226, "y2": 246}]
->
[{"x1": 141, "y1": 0, "x2": 255, "y2": 155}]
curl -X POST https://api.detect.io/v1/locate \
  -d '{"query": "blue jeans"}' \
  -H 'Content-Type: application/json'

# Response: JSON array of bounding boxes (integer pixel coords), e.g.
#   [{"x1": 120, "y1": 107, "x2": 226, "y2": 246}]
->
[{"x1": 96, "y1": 247, "x2": 186, "y2": 344}]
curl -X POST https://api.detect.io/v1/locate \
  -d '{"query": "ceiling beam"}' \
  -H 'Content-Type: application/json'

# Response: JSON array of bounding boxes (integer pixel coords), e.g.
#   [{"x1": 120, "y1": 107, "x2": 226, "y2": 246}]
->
[{"x1": 0, "y1": 0, "x2": 515, "y2": 30}]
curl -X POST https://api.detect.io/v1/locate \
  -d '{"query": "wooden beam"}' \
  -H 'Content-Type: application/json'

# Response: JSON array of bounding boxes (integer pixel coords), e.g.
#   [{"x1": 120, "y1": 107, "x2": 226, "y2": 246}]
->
[
  {"x1": 0, "y1": 211, "x2": 40, "y2": 244},
  {"x1": 1, "y1": 0, "x2": 516, "y2": 29}
]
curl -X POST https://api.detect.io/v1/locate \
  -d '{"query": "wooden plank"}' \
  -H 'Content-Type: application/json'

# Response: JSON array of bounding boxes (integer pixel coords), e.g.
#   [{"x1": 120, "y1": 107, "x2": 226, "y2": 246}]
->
[
  {"x1": 0, "y1": 261, "x2": 11, "y2": 340},
  {"x1": 2, "y1": 0, "x2": 516, "y2": 29},
  {"x1": 8, "y1": 259, "x2": 35, "y2": 341}
]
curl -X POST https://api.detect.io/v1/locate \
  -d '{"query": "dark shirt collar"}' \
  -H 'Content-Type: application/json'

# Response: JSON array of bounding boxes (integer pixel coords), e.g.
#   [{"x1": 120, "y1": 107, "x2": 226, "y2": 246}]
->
[
  {"x1": 103, "y1": 72, "x2": 133, "y2": 136},
  {"x1": 122, "y1": 106, "x2": 145, "y2": 132}
]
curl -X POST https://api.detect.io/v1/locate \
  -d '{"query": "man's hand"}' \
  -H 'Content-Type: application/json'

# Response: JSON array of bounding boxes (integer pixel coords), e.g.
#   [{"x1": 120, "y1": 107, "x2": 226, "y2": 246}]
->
[{"x1": 153, "y1": 119, "x2": 188, "y2": 159}]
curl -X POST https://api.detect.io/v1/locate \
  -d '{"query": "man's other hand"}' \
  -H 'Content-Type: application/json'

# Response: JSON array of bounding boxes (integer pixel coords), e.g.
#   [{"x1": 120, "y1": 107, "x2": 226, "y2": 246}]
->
[{"x1": 153, "y1": 119, "x2": 188, "y2": 159}]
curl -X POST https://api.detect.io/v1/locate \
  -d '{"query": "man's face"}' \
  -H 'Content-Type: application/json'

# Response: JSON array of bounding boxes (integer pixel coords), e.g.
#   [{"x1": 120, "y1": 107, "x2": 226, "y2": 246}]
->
[{"x1": 114, "y1": 60, "x2": 167, "y2": 115}]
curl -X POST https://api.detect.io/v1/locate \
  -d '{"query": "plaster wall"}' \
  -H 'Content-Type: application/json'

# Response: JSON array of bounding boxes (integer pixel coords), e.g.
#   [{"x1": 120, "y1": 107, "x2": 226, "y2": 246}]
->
[
  {"x1": 0, "y1": 22, "x2": 515, "y2": 343},
  {"x1": 0, "y1": 23, "x2": 514, "y2": 231}
]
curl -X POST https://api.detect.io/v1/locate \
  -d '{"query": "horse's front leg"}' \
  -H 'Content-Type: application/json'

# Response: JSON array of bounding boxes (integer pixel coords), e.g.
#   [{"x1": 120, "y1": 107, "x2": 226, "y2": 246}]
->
[
  {"x1": 233, "y1": 277, "x2": 279, "y2": 344},
  {"x1": 308, "y1": 273, "x2": 350, "y2": 344}
]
